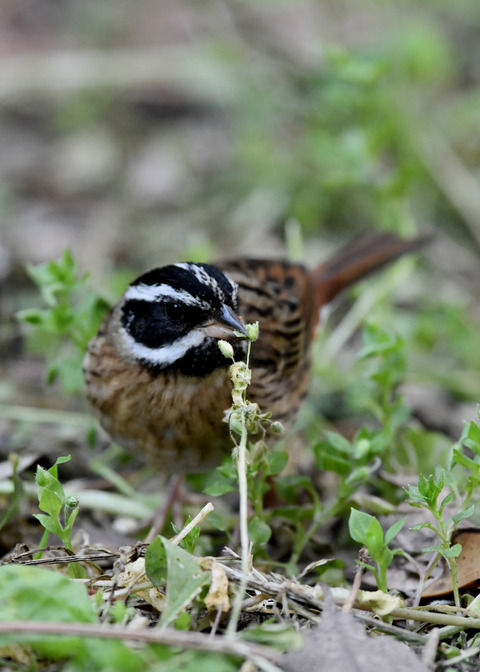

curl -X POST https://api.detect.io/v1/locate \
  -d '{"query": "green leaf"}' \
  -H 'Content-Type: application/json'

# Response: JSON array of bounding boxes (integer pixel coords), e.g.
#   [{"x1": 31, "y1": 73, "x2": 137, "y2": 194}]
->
[
  {"x1": 452, "y1": 447, "x2": 479, "y2": 472},
  {"x1": 35, "y1": 465, "x2": 52, "y2": 488},
  {"x1": 171, "y1": 518, "x2": 201, "y2": 554},
  {"x1": 323, "y1": 430, "x2": 353, "y2": 454},
  {"x1": 467, "y1": 421, "x2": 480, "y2": 446},
  {"x1": 313, "y1": 442, "x2": 352, "y2": 476},
  {"x1": 0, "y1": 564, "x2": 95, "y2": 658},
  {"x1": 32, "y1": 513, "x2": 64, "y2": 537},
  {"x1": 349, "y1": 508, "x2": 374, "y2": 545},
  {"x1": 416, "y1": 471, "x2": 444, "y2": 505},
  {"x1": 38, "y1": 487, "x2": 64, "y2": 518},
  {"x1": 36, "y1": 464, "x2": 66, "y2": 502},
  {"x1": 174, "y1": 611, "x2": 191, "y2": 630},
  {"x1": 452, "y1": 505, "x2": 475, "y2": 525},
  {"x1": 443, "y1": 544, "x2": 462, "y2": 559},
  {"x1": 144, "y1": 536, "x2": 168, "y2": 585},
  {"x1": 206, "y1": 509, "x2": 229, "y2": 532},
  {"x1": 439, "y1": 492, "x2": 453, "y2": 515},
  {"x1": 157, "y1": 538, "x2": 210, "y2": 629},
  {"x1": 242, "y1": 622, "x2": 302, "y2": 652},
  {"x1": 55, "y1": 455, "x2": 72, "y2": 467},
  {"x1": 406, "y1": 484, "x2": 422, "y2": 501},
  {"x1": 345, "y1": 465, "x2": 372, "y2": 485},
  {"x1": 365, "y1": 517, "x2": 384, "y2": 558},
  {"x1": 16, "y1": 309, "x2": 44, "y2": 325},
  {"x1": 216, "y1": 456, "x2": 238, "y2": 481},
  {"x1": 248, "y1": 516, "x2": 272, "y2": 545},
  {"x1": 379, "y1": 546, "x2": 393, "y2": 570},
  {"x1": 384, "y1": 518, "x2": 405, "y2": 546},
  {"x1": 266, "y1": 450, "x2": 289, "y2": 476},
  {"x1": 65, "y1": 506, "x2": 80, "y2": 533},
  {"x1": 203, "y1": 471, "x2": 236, "y2": 496}
]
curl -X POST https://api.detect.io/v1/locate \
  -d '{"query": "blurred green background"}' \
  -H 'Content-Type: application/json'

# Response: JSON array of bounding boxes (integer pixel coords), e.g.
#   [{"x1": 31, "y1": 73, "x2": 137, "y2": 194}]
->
[{"x1": 2, "y1": 0, "x2": 480, "y2": 465}]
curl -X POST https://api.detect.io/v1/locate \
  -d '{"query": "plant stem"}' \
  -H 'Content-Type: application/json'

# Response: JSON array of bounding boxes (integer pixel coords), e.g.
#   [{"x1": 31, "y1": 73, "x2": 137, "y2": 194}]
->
[
  {"x1": 433, "y1": 505, "x2": 461, "y2": 609},
  {"x1": 289, "y1": 496, "x2": 342, "y2": 570},
  {"x1": 450, "y1": 558, "x2": 460, "y2": 609},
  {"x1": 226, "y1": 340, "x2": 253, "y2": 637}
]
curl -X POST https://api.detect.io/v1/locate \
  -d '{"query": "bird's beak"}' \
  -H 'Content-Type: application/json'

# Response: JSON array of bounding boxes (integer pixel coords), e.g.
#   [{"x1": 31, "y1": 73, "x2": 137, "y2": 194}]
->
[{"x1": 203, "y1": 305, "x2": 248, "y2": 339}]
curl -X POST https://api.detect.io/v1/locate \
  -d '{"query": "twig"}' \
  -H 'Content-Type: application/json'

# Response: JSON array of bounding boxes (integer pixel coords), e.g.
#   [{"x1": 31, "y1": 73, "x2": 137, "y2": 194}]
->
[
  {"x1": 221, "y1": 563, "x2": 480, "y2": 630},
  {"x1": 0, "y1": 621, "x2": 282, "y2": 665},
  {"x1": 342, "y1": 548, "x2": 367, "y2": 613},
  {"x1": 171, "y1": 502, "x2": 215, "y2": 546},
  {"x1": 387, "y1": 607, "x2": 480, "y2": 629},
  {"x1": 2, "y1": 550, "x2": 119, "y2": 567}
]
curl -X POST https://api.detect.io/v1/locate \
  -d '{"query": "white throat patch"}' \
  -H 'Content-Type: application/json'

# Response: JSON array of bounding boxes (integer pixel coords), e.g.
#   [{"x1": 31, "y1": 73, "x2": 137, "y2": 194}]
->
[{"x1": 122, "y1": 325, "x2": 209, "y2": 367}]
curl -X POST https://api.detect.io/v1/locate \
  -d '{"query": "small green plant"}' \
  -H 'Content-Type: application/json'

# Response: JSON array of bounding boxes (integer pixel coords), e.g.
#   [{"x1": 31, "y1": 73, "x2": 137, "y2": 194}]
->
[
  {"x1": 315, "y1": 320, "x2": 411, "y2": 496},
  {"x1": 34, "y1": 456, "x2": 81, "y2": 564},
  {"x1": 349, "y1": 508, "x2": 405, "y2": 592},
  {"x1": 351, "y1": 319, "x2": 410, "y2": 441},
  {"x1": 450, "y1": 416, "x2": 480, "y2": 510},
  {"x1": 407, "y1": 468, "x2": 474, "y2": 608},
  {"x1": 282, "y1": 321, "x2": 412, "y2": 570},
  {"x1": 17, "y1": 249, "x2": 109, "y2": 393}
]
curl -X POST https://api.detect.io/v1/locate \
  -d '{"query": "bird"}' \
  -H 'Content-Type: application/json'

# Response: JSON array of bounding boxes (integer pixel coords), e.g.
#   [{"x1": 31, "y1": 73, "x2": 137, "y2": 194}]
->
[{"x1": 83, "y1": 232, "x2": 425, "y2": 474}]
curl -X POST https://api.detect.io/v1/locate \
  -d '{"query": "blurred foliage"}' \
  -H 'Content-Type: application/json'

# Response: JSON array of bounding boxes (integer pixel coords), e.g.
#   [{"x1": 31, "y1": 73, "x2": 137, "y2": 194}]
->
[
  {"x1": 17, "y1": 251, "x2": 109, "y2": 394},
  {"x1": 207, "y1": 11, "x2": 464, "y2": 242}
]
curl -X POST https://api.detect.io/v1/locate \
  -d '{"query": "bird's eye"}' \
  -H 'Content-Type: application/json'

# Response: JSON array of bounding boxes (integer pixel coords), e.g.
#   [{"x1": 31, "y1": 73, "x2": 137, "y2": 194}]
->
[{"x1": 165, "y1": 302, "x2": 185, "y2": 321}]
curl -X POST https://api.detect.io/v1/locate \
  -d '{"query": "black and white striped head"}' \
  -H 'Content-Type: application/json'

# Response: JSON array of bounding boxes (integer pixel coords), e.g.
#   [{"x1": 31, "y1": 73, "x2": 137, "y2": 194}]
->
[{"x1": 113, "y1": 262, "x2": 247, "y2": 376}]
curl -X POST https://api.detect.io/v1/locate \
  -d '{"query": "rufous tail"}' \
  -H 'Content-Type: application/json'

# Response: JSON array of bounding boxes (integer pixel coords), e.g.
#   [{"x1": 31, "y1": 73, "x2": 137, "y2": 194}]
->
[{"x1": 312, "y1": 232, "x2": 429, "y2": 310}]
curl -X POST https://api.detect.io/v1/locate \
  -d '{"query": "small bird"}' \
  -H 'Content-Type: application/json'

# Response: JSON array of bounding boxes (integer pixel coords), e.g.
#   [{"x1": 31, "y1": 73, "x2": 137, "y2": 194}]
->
[{"x1": 83, "y1": 232, "x2": 424, "y2": 473}]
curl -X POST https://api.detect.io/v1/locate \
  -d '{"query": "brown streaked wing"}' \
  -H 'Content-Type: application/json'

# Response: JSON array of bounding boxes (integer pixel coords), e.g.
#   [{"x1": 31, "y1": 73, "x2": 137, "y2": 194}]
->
[{"x1": 217, "y1": 258, "x2": 317, "y2": 427}]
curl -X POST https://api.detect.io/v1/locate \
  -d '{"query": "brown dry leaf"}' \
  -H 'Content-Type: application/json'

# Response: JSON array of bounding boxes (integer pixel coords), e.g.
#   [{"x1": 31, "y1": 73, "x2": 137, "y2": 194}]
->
[
  {"x1": 422, "y1": 527, "x2": 480, "y2": 598},
  {"x1": 118, "y1": 556, "x2": 166, "y2": 611},
  {"x1": 282, "y1": 611, "x2": 427, "y2": 672},
  {"x1": 204, "y1": 561, "x2": 230, "y2": 613}
]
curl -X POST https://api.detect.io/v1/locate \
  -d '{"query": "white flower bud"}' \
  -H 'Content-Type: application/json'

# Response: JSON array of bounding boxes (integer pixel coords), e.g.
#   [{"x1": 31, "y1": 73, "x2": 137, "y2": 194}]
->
[
  {"x1": 218, "y1": 340, "x2": 234, "y2": 360},
  {"x1": 246, "y1": 322, "x2": 259, "y2": 341},
  {"x1": 271, "y1": 421, "x2": 285, "y2": 434}
]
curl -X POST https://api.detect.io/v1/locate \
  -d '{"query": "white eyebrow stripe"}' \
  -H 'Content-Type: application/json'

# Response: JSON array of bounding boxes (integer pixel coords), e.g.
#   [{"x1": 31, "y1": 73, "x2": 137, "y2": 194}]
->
[
  {"x1": 122, "y1": 326, "x2": 207, "y2": 366},
  {"x1": 125, "y1": 283, "x2": 205, "y2": 307}
]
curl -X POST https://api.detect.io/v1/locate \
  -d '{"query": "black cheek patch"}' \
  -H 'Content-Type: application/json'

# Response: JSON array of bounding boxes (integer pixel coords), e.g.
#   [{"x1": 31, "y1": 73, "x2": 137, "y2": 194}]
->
[
  {"x1": 121, "y1": 299, "x2": 206, "y2": 349},
  {"x1": 121, "y1": 300, "x2": 176, "y2": 348}
]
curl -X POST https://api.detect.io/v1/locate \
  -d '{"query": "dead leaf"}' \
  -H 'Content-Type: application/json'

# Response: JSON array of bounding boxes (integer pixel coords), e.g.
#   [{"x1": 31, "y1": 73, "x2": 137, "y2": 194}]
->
[
  {"x1": 282, "y1": 611, "x2": 427, "y2": 672},
  {"x1": 422, "y1": 527, "x2": 480, "y2": 598},
  {"x1": 204, "y1": 561, "x2": 230, "y2": 613},
  {"x1": 356, "y1": 589, "x2": 403, "y2": 616},
  {"x1": 118, "y1": 557, "x2": 166, "y2": 611}
]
